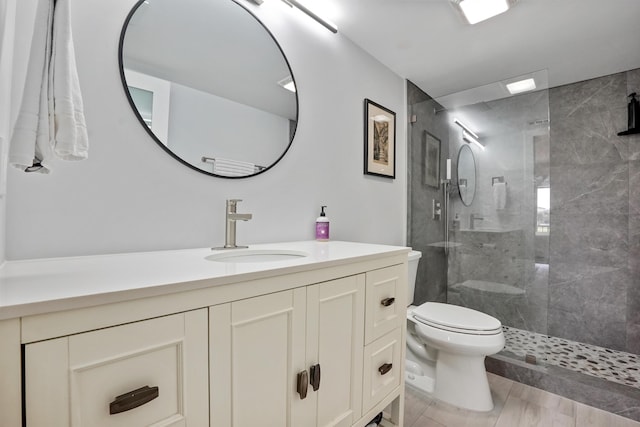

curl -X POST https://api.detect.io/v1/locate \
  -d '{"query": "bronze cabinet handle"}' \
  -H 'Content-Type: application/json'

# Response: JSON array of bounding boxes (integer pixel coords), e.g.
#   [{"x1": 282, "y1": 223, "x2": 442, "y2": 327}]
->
[
  {"x1": 380, "y1": 297, "x2": 395, "y2": 307},
  {"x1": 109, "y1": 385, "x2": 159, "y2": 415},
  {"x1": 310, "y1": 363, "x2": 321, "y2": 391},
  {"x1": 297, "y1": 370, "x2": 309, "y2": 399},
  {"x1": 378, "y1": 363, "x2": 393, "y2": 376}
]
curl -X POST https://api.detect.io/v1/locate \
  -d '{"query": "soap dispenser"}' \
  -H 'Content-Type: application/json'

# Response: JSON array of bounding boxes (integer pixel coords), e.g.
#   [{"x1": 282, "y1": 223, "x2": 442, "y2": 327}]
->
[{"x1": 316, "y1": 206, "x2": 330, "y2": 241}]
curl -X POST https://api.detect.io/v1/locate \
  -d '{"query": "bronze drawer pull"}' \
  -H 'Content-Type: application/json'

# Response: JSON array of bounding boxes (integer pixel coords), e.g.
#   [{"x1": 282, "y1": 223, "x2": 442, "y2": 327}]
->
[
  {"x1": 297, "y1": 370, "x2": 309, "y2": 399},
  {"x1": 380, "y1": 297, "x2": 395, "y2": 307},
  {"x1": 378, "y1": 363, "x2": 393, "y2": 376},
  {"x1": 310, "y1": 363, "x2": 321, "y2": 391},
  {"x1": 109, "y1": 385, "x2": 159, "y2": 415}
]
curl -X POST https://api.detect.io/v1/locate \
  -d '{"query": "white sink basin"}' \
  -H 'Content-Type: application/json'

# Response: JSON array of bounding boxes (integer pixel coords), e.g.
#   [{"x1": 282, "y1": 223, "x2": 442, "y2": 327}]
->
[{"x1": 205, "y1": 249, "x2": 310, "y2": 263}]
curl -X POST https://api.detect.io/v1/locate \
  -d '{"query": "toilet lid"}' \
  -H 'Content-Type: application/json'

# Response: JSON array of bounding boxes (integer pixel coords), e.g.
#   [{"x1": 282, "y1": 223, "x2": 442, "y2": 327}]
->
[{"x1": 412, "y1": 302, "x2": 502, "y2": 335}]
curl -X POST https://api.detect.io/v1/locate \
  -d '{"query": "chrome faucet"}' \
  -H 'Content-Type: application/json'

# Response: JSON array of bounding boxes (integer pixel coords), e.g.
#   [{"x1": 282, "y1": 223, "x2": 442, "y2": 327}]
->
[
  {"x1": 215, "y1": 199, "x2": 252, "y2": 249},
  {"x1": 470, "y1": 213, "x2": 484, "y2": 230}
]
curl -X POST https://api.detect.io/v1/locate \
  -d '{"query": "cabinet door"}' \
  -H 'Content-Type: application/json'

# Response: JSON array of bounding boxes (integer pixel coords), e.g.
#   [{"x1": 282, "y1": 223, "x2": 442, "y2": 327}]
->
[
  {"x1": 25, "y1": 310, "x2": 208, "y2": 427},
  {"x1": 306, "y1": 275, "x2": 365, "y2": 427},
  {"x1": 210, "y1": 288, "x2": 307, "y2": 427}
]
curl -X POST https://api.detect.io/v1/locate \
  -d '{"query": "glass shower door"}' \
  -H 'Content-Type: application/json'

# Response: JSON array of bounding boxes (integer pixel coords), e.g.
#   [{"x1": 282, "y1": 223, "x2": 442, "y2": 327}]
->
[{"x1": 437, "y1": 73, "x2": 551, "y2": 367}]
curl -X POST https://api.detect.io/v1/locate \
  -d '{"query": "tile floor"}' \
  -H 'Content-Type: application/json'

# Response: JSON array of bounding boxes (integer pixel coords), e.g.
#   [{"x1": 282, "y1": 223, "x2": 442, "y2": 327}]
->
[{"x1": 404, "y1": 373, "x2": 640, "y2": 427}]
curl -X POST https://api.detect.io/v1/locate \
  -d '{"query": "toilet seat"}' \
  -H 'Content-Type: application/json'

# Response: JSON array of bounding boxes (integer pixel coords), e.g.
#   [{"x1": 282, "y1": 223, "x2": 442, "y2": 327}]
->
[{"x1": 412, "y1": 302, "x2": 502, "y2": 335}]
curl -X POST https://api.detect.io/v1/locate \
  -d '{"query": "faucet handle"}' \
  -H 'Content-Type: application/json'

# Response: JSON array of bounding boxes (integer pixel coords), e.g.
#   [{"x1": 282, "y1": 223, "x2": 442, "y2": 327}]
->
[{"x1": 226, "y1": 199, "x2": 243, "y2": 210}]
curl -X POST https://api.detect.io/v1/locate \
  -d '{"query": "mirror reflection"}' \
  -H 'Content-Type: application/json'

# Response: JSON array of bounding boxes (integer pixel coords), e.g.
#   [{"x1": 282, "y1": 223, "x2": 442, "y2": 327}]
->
[
  {"x1": 457, "y1": 144, "x2": 476, "y2": 206},
  {"x1": 119, "y1": 0, "x2": 298, "y2": 178}
]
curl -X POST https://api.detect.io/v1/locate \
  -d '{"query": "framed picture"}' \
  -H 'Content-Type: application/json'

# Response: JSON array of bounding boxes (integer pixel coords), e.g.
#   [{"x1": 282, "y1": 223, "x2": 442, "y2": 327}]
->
[
  {"x1": 423, "y1": 131, "x2": 441, "y2": 188},
  {"x1": 364, "y1": 99, "x2": 396, "y2": 178}
]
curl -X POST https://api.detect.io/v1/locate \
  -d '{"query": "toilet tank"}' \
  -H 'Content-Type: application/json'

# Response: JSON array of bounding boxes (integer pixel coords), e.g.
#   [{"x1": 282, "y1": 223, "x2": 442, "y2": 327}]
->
[{"x1": 407, "y1": 250, "x2": 422, "y2": 306}]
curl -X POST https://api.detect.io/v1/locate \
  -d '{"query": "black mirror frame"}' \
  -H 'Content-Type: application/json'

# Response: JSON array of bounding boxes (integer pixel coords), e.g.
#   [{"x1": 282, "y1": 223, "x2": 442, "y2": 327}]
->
[{"x1": 117, "y1": 0, "x2": 299, "y2": 179}]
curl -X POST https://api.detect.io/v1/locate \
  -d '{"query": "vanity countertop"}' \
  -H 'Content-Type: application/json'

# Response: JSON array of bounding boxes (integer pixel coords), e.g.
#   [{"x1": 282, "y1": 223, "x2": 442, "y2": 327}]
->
[{"x1": 0, "y1": 241, "x2": 409, "y2": 320}]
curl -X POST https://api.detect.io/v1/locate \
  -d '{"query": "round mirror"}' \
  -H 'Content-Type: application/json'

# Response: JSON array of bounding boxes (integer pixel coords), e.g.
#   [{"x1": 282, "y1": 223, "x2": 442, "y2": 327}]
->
[
  {"x1": 457, "y1": 145, "x2": 476, "y2": 206},
  {"x1": 119, "y1": 0, "x2": 298, "y2": 178}
]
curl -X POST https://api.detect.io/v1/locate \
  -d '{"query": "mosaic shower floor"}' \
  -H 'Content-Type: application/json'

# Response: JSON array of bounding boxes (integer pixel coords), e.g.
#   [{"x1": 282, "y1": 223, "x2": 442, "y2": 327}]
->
[{"x1": 502, "y1": 326, "x2": 640, "y2": 389}]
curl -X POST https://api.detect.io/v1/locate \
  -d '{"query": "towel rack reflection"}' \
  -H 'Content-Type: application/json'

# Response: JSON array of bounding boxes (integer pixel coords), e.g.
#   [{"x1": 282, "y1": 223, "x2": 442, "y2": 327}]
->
[
  {"x1": 201, "y1": 156, "x2": 266, "y2": 171},
  {"x1": 492, "y1": 176, "x2": 506, "y2": 186}
]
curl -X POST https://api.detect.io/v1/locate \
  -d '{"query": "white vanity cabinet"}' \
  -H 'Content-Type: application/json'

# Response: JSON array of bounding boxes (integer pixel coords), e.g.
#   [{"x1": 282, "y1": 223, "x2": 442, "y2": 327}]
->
[
  {"x1": 0, "y1": 242, "x2": 408, "y2": 427},
  {"x1": 24, "y1": 310, "x2": 209, "y2": 426},
  {"x1": 210, "y1": 275, "x2": 365, "y2": 427}
]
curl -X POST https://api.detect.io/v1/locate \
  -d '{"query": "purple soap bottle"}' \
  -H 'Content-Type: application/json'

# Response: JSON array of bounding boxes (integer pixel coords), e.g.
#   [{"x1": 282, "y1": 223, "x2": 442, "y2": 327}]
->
[{"x1": 315, "y1": 206, "x2": 329, "y2": 241}]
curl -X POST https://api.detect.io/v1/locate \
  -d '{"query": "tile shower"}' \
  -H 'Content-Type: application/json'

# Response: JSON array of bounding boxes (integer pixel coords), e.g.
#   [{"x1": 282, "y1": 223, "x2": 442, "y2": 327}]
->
[{"x1": 407, "y1": 68, "x2": 640, "y2": 421}]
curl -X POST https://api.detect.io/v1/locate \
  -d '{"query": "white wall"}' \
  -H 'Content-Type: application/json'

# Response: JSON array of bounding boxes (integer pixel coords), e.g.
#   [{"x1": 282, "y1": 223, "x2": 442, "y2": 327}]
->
[
  {"x1": 1, "y1": 0, "x2": 40, "y2": 263},
  {"x1": 0, "y1": 0, "x2": 13, "y2": 264},
  {"x1": 5, "y1": 0, "x2": 407, "y2": 260}
]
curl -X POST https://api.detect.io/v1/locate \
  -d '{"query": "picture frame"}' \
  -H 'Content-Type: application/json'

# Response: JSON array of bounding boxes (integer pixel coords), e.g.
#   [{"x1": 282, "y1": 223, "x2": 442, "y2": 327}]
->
[
  {"x1": 364, "y1": 98, "x2": 396, "y2": 178},
  {"x1": 423, "y1": 131, "x2": 441, "y2": 188}
]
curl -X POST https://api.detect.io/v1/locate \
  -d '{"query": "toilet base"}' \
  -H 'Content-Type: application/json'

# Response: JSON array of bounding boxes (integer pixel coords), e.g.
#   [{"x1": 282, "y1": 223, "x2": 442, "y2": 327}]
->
[
  {"x1": 434, "y1": 352, "x2": 494, "y2": 412},
  {"x1": 405, "y1": 359, "x2": 435, "y2": 393}
]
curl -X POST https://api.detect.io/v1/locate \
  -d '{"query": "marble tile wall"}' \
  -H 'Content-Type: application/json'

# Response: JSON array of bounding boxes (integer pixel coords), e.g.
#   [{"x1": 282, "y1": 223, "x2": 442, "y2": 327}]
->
[
  {"x1": 448, "y1": 258, "x2": 549, "y2": 335},
  {"x1": 449, "y1": 228, "x2": 527, "y2": 289},
  {"x1": 549, "y1": 69, "x2": 640, "y2": 353},
  {"x1": 627, "y1": 69, "x2": 640, "y2": 355}
]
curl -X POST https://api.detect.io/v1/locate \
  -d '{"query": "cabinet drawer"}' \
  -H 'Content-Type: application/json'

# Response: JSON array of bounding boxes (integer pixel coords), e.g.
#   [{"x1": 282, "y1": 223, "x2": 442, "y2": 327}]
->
[
  {"x1": 362, "y1": 328, "x2": 403, "y2": 414},
  {"x1": 25, "y1": 310, "x2": 208, "y2": 427},
  {"x1": 365, "y1": 264, "x2": 405, "y2": 344}
]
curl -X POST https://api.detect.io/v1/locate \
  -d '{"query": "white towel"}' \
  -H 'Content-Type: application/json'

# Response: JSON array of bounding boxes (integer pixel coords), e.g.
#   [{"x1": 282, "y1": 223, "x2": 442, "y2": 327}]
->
[
  {"x1": 458, "y1": 183, "x2": 467, "y2": 199},
  {"x1": 493, "y1": 182, "x2": 507, "y2": 210},
  {"x1": 50, "y1": 0, "x2": 88, "y2": 161},
  {"x1": 9, "y1": 0, "x2": 53, "y2": 172},
  {"x1": 9, "y1": 0, "x2": 87, "y2": 173},
  {"x1": 213, "y1": 157, "x2": 256, "y2": 177}
]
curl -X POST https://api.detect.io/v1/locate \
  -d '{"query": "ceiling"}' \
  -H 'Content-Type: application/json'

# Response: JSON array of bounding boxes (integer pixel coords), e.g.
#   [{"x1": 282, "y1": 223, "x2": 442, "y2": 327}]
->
[{"x1": 311, "y1": 0, "x2": 640, "y2": 99}]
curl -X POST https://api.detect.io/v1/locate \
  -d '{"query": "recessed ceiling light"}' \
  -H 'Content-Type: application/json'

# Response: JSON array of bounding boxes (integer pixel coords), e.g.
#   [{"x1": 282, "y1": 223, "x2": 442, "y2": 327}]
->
[
  {"x1": 451, "y1": 0, "x2": 515, "y2": 25},
  {"x1": 278, "y1": 76, "x2": 296, "y2": 93},
  {"x1": 506, "y1": 78, "x2": 537, "y2": 94}
]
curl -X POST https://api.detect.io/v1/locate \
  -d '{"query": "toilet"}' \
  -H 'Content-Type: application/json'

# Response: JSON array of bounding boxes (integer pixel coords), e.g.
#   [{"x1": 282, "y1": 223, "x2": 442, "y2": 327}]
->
[{"x1": 405, "y1": 250, "x2": 505, "y2": 411}]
